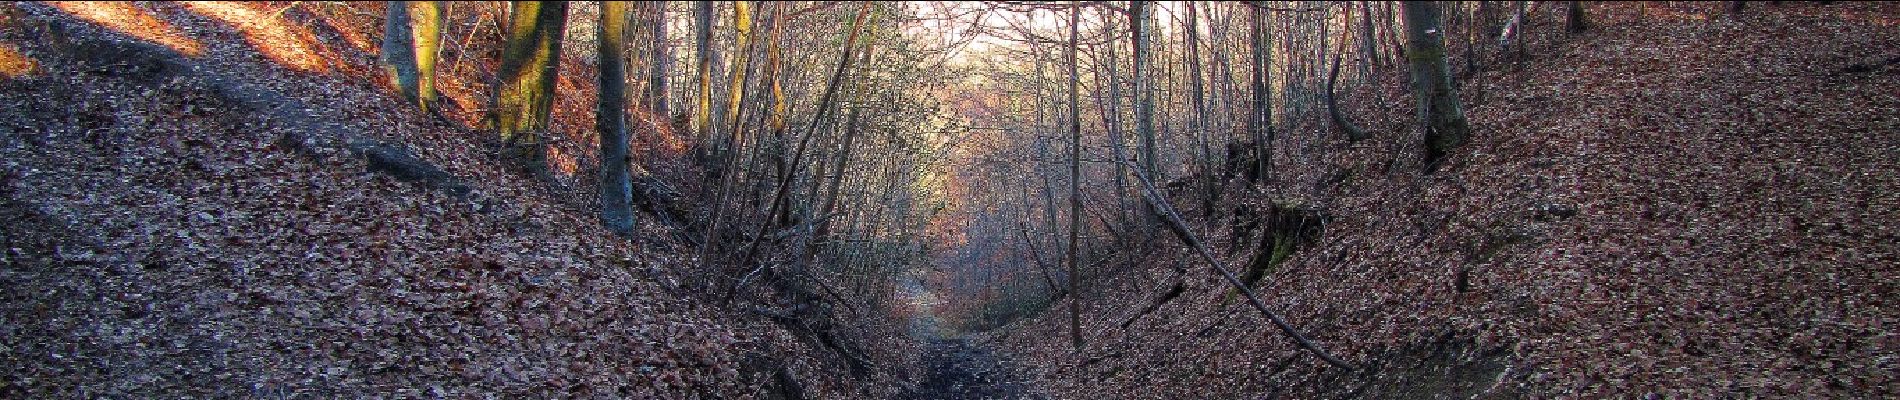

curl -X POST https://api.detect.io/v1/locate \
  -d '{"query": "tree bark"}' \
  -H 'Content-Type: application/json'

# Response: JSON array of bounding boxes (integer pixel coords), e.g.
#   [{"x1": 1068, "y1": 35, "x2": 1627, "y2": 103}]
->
[
  {"x1": 1498, "y1": 1, "x2": 1528, "y2": 59},
  {"x1": 692, "y1": 1, "x2": 716, "y2": 143},
  {"x1": 643, "y1": 1, "x2": 670, "y2": 119},
  {"x1": 411, "y1": 1, "x2": 441, "y2": 112},
  {"x1": 1359, "y1": 1, "x2": 1380, "y2": 77},
  {"x1": 1185, "y1": 1, "x2": 1217, "y2": 221},
  {"x1": 1402, "y1": 1, "x2": 1472, "y2": 171},
  {"x1": 491, "y1": 1, "x2": 568, "y2": 174},
  {"x1": 1094, "y1": 6, "x2": 1131, "y2": 226},
  {"x1": 1067, "y1": 0, "x2": 1085, "y2": 353},
  {"x1": 1130, "y1": 1, "x2": 1160, "y2": 185},
  {"x1": 735, "y1": 2, "x2": 873, "y2": 272},
  {"x1": 598, "y1": 1, "x2": 636, "y2": 236},
  {"x1": 1566, "y1": 1, "x2": 1587, "y2": 33},
  {"x1": 381, "y1": 1, "x2": 432, "y2": 110},
  {"x1": 1248, "y1": 0, "x2": 1274, "y2": 183},
  {"x1": 722, "y1": 0, "x2": 754, "y2": 157},
  {"x1": 1327, "y1": 55, "x2": 1370, "y2": 142}
]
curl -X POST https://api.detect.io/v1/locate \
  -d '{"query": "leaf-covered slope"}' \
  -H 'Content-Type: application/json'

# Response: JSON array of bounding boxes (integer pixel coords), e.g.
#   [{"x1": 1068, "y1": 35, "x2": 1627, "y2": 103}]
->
[
  {"x1": 991, "y1": 2, "x2": 1898, "y2": 398},
  {"x1": 0, "y1": 2, "x2": 892, "y2": 398}
]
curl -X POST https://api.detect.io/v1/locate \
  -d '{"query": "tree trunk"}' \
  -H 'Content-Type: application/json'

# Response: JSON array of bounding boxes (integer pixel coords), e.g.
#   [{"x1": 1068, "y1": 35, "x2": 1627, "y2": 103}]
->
[
  {"x1": 598, "y1": 1, "x2": 635, "y2": 236},
  {"x1": 1095, "y1": 5, "x2": 1131, "y2": 226},
  {"x1": 491, "y1": 1, "x2": 568, "y2": 174},
  {"x1": 811, "y1": 36, "x2": 875, "y2": 263},
  {"x1": 1248, "y1": 0, "x2": 1273, "y2": 183},
  {"x1": 722, "y1": 0, "x2": 754, "y2": 157},
  {"x1": 1402, "y1": 1, "x2": 1472, "y2": 171},
  {"x1": 692, "y1": 1, "x2": 715, "y2": 143},
  {"x1": 1066, "y1": 0, "x2": 1085, "y2": 353},
  {"x1": 764, "y1": 2, "x2": 787, "y2": 135},
  {"x1": 1327, "y1": 55, "x2": 1370, "y2": 142},
  {"x1": 735, "y1": 2, "x2": 873, "y2": 272},
  {"x1": 1467, "y1": 1, "x2": 1487, "y2": 78},
  {"x1": 1566, "y1": 1, "x2": 1587, "y2": 33},
  {"x1": 1117, "y1": 158, "x2": 1357, "y2": 372},
  {"x1": 1185, "y1": 1, "x2": 1217, "y2": 221},
  {"x1": 381, "y1": 2, "x2": 416, "y2": 106},
  {"x1": 1385, "y1": 1, "x2": 1403, "y2": 67},
  {"x1": 644, "y1": 1, "x2": 670, "y2": 120},
  {"x1": 1130, "y1": 1, "x2": 1160, "y2": 185},
  {"x1": 411, "y1": 1, "x2": 441, "y2": 112},
  {"x1": 1359, "y1": 1, "x2": 1380, "y2": 77}
]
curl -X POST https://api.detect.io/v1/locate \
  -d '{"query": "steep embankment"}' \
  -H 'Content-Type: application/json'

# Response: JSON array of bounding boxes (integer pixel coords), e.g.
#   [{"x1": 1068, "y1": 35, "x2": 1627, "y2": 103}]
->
[
  {"x1": 990, "y1": 2, "x2": 1897, "y2": 398},
  {"x1": 0, "y1": 2, "x2": 901, "y2": 398}
]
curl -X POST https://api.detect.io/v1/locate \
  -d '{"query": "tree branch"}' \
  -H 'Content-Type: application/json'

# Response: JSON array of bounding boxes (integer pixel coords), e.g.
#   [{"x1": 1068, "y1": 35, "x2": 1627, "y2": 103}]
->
[{"x1": 1118, "y1": 159, "x2": 1358, "y2": 371}]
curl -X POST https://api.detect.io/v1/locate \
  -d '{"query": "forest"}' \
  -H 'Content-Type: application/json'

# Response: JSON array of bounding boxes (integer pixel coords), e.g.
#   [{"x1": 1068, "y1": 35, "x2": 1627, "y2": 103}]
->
[{"x1": 1, "y1": 1, "x2": 1895, "y2": 398}]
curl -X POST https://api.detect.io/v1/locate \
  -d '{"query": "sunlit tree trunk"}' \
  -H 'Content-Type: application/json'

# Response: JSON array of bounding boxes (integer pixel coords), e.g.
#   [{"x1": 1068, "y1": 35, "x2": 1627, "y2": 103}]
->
[
  {"x1": 381, "y1": 1, "x2": 439, "y2": 111},
  {"x1": 598, "y1": 1, "x2": 635, "y2": 236},
  {"x1": 1402, "y1": 1, "x2": 1471, "y2": 170},
  {"x1": 703, "y1": 0, "x2": 756, "y2": 244},
  {"x1": 491, "y1": 1, "x2": 568, "y2": 174},
  {"x1": 692, "y1": 1, "x2": 715, "y2": 144},
  {"x1": 722, "y1": 0, "x2": 753, "y2": 157},
  {"x1": 736, "y1": 2, "x2": 873, "y2": 270},
  {"x1": 412, "y1": 1, "x2": 440, "y2": 111}
]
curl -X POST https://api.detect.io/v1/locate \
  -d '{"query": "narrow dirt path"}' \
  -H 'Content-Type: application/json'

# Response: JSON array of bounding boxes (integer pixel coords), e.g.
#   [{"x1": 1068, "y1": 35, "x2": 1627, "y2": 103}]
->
[{"x1": 898, "y1": 338, "x2": 1041, "y2": 400}]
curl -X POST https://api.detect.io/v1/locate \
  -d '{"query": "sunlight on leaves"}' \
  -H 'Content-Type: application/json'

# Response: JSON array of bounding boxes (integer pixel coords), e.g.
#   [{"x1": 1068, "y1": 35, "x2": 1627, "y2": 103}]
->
[
  {"x1": 0, "y1": 43, "x2": 37, "y2": 78},
  {"x1": 45, "y1": 1, "x2": 204, "y2": 56},
  {"x1": 178, "y1": 1, "x2": 333, "y2": 73}
]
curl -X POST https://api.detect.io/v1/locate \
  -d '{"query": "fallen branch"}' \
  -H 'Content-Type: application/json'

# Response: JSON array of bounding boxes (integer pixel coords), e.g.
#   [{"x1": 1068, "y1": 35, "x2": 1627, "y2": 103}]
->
[
  {"x1": 1119, "y1": 274, "x2": 1186, "y2": 329},
  {"x1": 1118, "y1": 160, "x2": 1358, "y2": 371}
]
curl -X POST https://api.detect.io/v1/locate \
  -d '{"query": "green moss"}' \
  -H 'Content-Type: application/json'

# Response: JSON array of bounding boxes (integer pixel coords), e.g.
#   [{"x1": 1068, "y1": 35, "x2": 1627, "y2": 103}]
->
[
  {"x1": 1267, "y1": 234, "x2": 1294, "y2": 268},
  {"x1": 1228, "y1": 232, "x2": 1297, "y2": 302}
]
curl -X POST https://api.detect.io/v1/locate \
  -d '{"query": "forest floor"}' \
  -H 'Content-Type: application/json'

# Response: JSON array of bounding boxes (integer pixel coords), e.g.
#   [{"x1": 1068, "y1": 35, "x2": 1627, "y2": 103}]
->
[
  {"x1": 991, "y1": 2, "x2": 1898, "y2": 399},
  {"x1": 3, "y1": 1, "x2": 1896, "y2": 398},
  {"x1": 0, "y1": 2, "x2": 910, "y2": 398},
  {"x1": 897, "y1": 337, "x2": 1041, "y2": 400}
]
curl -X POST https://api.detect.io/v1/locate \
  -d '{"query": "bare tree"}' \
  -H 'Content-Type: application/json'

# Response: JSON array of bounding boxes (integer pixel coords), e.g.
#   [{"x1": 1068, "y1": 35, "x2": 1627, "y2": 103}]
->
[
  {"x1": 1066, "y1": 0, "x2": 1085, "y2": 352},
  {"x1": 1567, "y1": 1, "x2": 1588, "y2": 33},
  {"x1": 1248, "y1": 0, "x2": 1274, "y2": 182},
  {"x1": 1130, "y1": 1, "x2": 1160, "y2": 184},
  {"x1": 692, "y1": 1, "x2": 716, "y2": 143},
  {"x1": 643, "y1": 1, "x2": 670, "y2": 119}
]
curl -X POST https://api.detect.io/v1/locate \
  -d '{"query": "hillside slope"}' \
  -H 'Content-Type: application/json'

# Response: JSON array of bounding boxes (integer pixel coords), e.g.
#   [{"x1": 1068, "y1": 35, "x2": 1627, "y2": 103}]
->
[
  {"x1": 992, "y1": 2, "x2": 1898, "y2": 398},
  {"x1": 0, "y1": 2, "x2": 905, "y2": 398}
]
